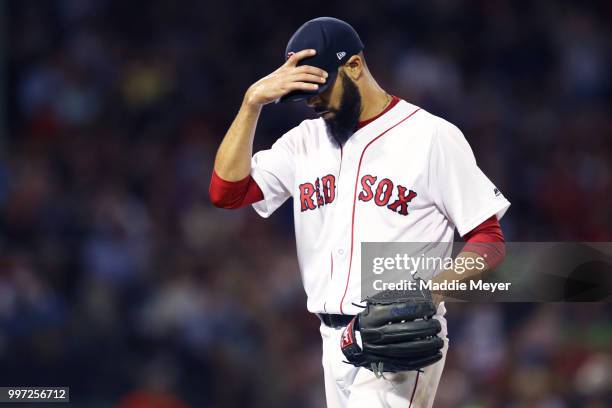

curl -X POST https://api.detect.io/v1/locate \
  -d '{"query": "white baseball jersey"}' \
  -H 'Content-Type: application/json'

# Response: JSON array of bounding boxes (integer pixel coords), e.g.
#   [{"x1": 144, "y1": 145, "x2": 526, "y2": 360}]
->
[{"x1": 250, "y1": 99, "x2": 510, "y2": 315}]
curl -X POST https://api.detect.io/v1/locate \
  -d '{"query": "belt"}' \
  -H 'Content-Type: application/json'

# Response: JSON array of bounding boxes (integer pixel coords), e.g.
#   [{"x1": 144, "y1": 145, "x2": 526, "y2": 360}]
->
[{"x1": 317, "y1": 313, "x2": 355, "y2": 328}]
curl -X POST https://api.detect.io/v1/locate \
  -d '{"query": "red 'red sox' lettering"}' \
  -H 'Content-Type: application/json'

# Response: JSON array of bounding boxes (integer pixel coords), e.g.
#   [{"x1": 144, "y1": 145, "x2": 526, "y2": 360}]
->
[
  {"x1": 374, "y1": 178, "x2": 394, "y2": 206},
  {"x1": 299, "y1": 174, "x2": 336, "y2": 212},
  {"x1": 358, "y1": 174, "x2": 417, "y2": 216},
  {"x1": 387, "y1": 185, "x2": 417, "y2": 215},
  {"x1": 321, "y1": 175, "x2": 336, "y2": 204},
  {"x1": 358, "y1": 175, "x2": 377, "y2": 201},
  {"x1": 299, "y1": 183, "x2": 317, "y2": 211},
  {"x1": 314, "y1": 177, "x2": 324, "y2": 207}
]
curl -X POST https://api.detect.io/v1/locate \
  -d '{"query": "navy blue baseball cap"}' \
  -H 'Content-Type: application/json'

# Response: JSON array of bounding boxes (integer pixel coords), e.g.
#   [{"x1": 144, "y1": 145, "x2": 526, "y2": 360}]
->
[{"x1": 279, "y1": 17, "x2": 364, "y2": 103}]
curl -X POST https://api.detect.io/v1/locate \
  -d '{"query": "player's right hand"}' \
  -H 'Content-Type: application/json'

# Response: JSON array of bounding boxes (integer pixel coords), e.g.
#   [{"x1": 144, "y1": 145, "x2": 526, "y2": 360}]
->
[{"x1": 244, "y1": 49, "x2": 328, "y2": 106}]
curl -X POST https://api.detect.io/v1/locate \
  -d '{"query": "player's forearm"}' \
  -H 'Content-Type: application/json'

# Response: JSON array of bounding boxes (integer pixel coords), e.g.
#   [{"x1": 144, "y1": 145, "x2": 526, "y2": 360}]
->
[
  {"x1": 213, "y1": 98, "x2": 262, "y2": 181},
  {"x1": 433, "y1": 251, "x2": 489, "y2": 284},
  {"x1": 431, "y1": 216, "x2": 505, "y2": 302},
  {"x1": 430, "y1": 251, "x2": 489, "y2": 305},
  {"x1": 214, "y1": 48, "x2": 325, "y2": 181}
]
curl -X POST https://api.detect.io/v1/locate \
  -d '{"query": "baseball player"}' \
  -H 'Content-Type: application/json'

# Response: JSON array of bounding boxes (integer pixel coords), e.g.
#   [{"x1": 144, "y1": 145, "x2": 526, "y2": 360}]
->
[{"x1": 210, "y1": 17, "x2": 510, "y2": 408}]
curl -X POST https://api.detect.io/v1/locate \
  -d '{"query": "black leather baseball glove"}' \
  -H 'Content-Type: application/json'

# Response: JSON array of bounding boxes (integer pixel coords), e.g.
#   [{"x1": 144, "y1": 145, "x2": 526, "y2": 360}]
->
[{"x1": 340, "y1": 288, "x2": 444, "y2": 377}]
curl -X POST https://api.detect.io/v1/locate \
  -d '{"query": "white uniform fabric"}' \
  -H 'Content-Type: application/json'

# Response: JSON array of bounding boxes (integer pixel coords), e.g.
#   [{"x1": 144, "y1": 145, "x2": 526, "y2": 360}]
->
[
  {"x1": 251, "y1": 99, "x2": 510, "y2": 315},
  {"x1": 251, "y1": 99, "x2": 509, "y2": 407}
]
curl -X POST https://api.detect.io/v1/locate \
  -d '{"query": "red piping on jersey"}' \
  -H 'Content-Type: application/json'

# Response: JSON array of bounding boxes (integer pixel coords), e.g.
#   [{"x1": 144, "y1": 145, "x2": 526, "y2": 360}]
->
[
  {"x1": 330, "y1": 252, "x2": 334, "y2": 279},
  {"x1": 339, "y1": 107, "x2": 421, "y2": 314},
  {"x1": 409, "y1": 371, "x2": 420, "y2": 406}
]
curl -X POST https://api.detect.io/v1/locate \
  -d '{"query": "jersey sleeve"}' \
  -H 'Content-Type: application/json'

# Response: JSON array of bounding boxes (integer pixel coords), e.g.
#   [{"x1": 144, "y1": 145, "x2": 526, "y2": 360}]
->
[
  {"x1": 429, "y1": 119, "x2": 511, "y2": 237},
  {"x1": 250, "y1": 125, "x2": 302, "y2": 218}
]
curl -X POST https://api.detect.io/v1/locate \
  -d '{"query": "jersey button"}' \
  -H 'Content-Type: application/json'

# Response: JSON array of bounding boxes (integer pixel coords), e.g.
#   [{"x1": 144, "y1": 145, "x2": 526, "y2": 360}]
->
[{"x1": 337, "y1": 248, "x2": 345, "y2": 256}]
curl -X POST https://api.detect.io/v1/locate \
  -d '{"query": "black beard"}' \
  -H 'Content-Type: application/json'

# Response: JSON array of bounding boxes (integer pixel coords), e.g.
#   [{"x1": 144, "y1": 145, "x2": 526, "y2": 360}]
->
[{"x1": 323, "y1": 72, "x2": 362, "y2": 147}]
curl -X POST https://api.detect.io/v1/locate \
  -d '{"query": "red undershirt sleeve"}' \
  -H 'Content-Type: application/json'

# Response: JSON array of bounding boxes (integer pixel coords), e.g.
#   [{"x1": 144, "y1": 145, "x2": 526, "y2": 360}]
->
[
  {"x1": 209, "y1": 170, "x2": 264, "y2": 209},
  {"x1": 461, "y1": 215, "x2": 506, "y2": 269}
]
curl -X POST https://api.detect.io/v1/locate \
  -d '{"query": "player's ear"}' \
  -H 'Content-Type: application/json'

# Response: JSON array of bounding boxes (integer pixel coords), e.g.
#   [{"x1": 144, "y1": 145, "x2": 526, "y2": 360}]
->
[{"x1": 344, "y1": 55, "x2": 364, "y2": 81}]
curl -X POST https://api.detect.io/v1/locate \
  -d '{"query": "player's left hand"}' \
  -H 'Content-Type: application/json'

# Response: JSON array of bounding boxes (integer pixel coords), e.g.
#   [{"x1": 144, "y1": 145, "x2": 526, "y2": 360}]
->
[{"x1": 340, "y1": 289, "x2": 444, "y2": 377}]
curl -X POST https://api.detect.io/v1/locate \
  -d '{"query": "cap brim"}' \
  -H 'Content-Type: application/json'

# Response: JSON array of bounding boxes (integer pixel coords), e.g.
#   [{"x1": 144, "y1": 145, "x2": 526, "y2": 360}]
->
[{"x1": 278, "y1": 70, "x2": 338, "y2": 103}]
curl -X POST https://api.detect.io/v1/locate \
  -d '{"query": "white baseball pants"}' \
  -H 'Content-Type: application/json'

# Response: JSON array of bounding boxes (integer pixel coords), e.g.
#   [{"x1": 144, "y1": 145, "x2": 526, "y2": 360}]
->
[{"x1": 319, "y1": 303, "x2": 448, "y2": 408}]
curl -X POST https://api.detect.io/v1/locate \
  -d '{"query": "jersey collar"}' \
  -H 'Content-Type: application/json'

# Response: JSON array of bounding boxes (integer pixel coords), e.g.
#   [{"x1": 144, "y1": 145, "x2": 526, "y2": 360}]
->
[{"x1": 356, "y1": 95, "x2": 401, "y2": 130}]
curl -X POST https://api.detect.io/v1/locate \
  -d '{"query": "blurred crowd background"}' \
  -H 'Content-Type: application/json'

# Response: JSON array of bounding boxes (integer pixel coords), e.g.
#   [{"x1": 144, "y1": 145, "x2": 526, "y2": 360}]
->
[{"x1": 1, "y1": 0, "x2": 611, "y2": 407}]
